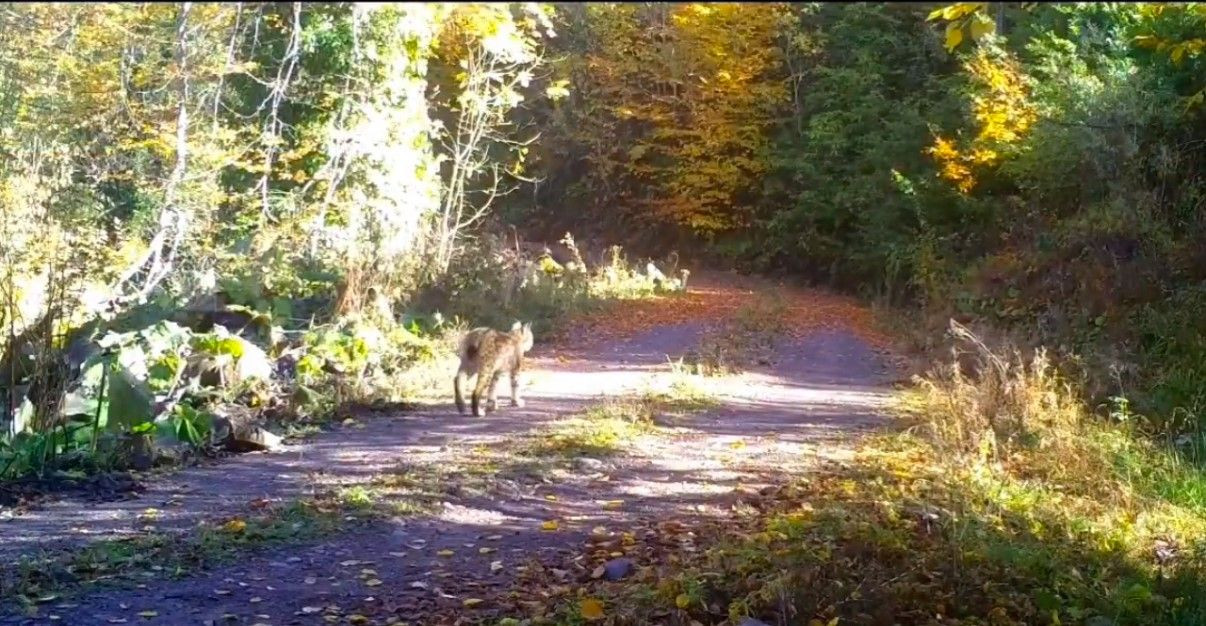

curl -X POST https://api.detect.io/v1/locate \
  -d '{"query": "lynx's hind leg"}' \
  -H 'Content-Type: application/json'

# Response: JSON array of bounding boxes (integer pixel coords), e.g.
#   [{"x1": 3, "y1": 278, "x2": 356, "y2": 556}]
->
[
  {"x1": 486, "y1": 371, "x2": 502, "y2": 412},
  {"x1": 454, "y1": 365, "x2": 472, "y2": 415},
  {"x1": 510, "y1": 368, "x2": 525, "y2": 408},
  {"x1": 471, "y1": 368, "x2": 493, "y2": 417}
]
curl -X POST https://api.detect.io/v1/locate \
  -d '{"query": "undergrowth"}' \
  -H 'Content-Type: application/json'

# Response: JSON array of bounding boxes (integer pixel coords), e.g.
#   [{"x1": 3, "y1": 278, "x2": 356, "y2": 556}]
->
[{"x1": 564, "y1": 323, "x2": 1206, "y2": 626}]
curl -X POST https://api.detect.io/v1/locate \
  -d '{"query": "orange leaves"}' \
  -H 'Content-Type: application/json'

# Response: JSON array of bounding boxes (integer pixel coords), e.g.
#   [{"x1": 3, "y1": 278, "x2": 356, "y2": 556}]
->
[
  {"x1": 555, "y1": 272, "x2": 892, "y2": 352},
  {"x1": 579, "y1": 597, "x2": 605, "y2": 620}
]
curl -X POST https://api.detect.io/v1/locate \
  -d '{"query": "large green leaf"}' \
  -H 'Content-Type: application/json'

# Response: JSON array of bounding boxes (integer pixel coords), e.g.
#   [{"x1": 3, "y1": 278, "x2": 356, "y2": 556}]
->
[{"x1": 106, "y1": 366, "x2": 155, "y2": 432}]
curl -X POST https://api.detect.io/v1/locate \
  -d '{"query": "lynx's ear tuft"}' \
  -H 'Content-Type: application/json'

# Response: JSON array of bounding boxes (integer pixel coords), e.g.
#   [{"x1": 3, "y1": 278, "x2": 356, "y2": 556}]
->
[{"x1": 511, "y1": 320, "x2": 522, "y2": 331}]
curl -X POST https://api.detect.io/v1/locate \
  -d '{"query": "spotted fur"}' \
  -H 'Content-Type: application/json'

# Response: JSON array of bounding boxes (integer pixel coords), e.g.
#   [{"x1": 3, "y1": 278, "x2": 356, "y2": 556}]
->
[{"x1": 454, "y1": 321, "x2": 534, "y2": 417}]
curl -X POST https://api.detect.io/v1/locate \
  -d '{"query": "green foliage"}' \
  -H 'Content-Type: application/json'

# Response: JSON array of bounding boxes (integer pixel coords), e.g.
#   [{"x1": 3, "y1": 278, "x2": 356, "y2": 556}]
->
[
  {"x1": 0, "y1": 2, "x2": 571, "y2": 480},
  {"x1": 425, "y1": 233, "x2": 685, "y2": 337},
  {"x1": 755, "y1": 4, "x2": 966, "y2": 294}
]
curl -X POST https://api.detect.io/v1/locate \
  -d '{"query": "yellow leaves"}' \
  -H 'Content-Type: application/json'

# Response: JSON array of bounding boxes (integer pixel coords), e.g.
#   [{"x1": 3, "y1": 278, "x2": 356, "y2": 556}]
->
[
  {"x1": 945, "y1": 23, "x2": 964, "y2": 52},
  {"x1": 969, "y1": 147, "x2": 999, "y2": 165},
  {"x1": 675, "y1": 593, "x2": 691, "y2": 609},
  {"x1": 928, "y1": 137, "x2": 959, "y2": 162},
  {"x1": 966, "y1": 51, "x2": 1035, "y2": 143},
  {"x1": 1171, "y1": 43, "x2": 1188, "y2": 65},
  {"x1": 928, "y1": 49, "x2": 1034, "y2": 194},
  {"x1": 927, "y1": 3, "x2": 986, "y2": 22},
  {"x1": 968, "y1": 12, "x2": 996, "y2": 41},
  {"x1": 541, "y1": 519, "x2": 560, "y2": 531},
  {"x1": 462, "y1": 598, "x2": 484, "y2": 608},
  {"x1": 929, "y1": 3, "x2": 994, "y2": 52},
  {"x1": 436, "y1": 549, "x2": 455, "y2": 557},
  {"x1": 579, "y1": 597, "x2": 605, "y2": 621},
  {"x1": 222, "y1": 518, "x2": 247, "y2": 534},
  {"x1": 546, "y1": 78, "x2": 571, "y2": 101},
  {"x1": 1164, "y1": 39, "x2": 1206, "y2": 66},
  {"x1": 539, "y1": 255, "x2": 564, "y2": 275}
]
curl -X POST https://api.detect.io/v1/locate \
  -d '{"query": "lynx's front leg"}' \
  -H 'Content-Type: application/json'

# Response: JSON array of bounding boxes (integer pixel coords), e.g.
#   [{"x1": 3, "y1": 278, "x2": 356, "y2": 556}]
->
[{"x1": 510, "y1": 366, "x2": 525, "y2": 408}]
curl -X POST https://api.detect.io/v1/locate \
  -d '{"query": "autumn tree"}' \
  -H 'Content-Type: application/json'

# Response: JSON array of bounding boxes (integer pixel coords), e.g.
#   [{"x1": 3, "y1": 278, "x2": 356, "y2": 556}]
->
[{"x1": 524, "y1": 2, "x2": 789, "y2": 249}]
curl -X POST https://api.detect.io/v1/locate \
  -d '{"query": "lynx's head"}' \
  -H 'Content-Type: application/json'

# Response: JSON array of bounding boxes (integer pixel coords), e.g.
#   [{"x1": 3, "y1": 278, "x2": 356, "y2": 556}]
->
[{"x1": 510, "y1": 320, "x2": 534, "y2": 352}]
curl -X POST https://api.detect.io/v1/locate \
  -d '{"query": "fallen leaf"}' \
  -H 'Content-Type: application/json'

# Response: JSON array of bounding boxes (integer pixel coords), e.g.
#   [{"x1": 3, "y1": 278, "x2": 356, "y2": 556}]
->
[
  {"x1": 301, "y1": 607, "x2": 322, "y2": 614},
  {"x1": 437, "y1": 549, "x2": 455, "y2": 557},
  {"x1": 249, "y1": 597, "x2": 262, "y2": 603},
  {"x1": 541, "y1": 520, "x2": 559, "y2": 531},
  {"x1": 675, "y1": 594, "x2": 691, "y2": 609},
  {"x1": 137, "y1": 611, "x2": 158, "y2": 618},
  {"x1": 364, "y1": 579, "x2": 383, "y2": 587},
  {"x1": 463, "y1": 598, "x2": 484, "y2": 608},
  {"x1": 339, "y1": 560, "x2": 361, "y2": 567},
  {"x1": 222, "y1": 518, "x2": 247, "y2": 534},
  {"x1": 479, "y1": 547, "x2": 496, "y2": 554},
  {"x1": 602, "y1": 500, "x2": 624, "y2": 510},
  {"x1": 544, "y1": 494, "x2": 557, "y2": 501},
  {"x1": 490, "y1": 560, "x2": 503, "y2": 573},
  {"x1": 580, "y1": 598, "x2": 605, "y2": 621}
]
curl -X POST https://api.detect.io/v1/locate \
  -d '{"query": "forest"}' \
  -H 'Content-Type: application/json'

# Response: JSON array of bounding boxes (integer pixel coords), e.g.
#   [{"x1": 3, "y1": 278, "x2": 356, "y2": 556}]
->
[{"x1": 2, "y1": 2, "x2": 1206, "y2": 625}]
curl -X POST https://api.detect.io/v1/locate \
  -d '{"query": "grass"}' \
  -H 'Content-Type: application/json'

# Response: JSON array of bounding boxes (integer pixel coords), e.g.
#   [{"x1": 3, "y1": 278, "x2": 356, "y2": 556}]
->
[
  {"x1": 551, "y1": 323, "x2": 1206, "y2": 626},
  {"x1": 518, "y1": 389, "x2": 719, "y2": 460},
  {"x1": 518, "y1": 400, "x2": 658, "y2": 459},
  {"x1": 363, "y1": 389, "x2": 722, "y2": 517}
]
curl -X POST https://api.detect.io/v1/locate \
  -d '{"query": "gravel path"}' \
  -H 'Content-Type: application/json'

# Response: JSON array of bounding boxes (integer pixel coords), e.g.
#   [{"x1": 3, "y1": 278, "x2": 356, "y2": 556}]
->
[{"x1": 0, "y1": 274, "x2": 898, "y2": 625}]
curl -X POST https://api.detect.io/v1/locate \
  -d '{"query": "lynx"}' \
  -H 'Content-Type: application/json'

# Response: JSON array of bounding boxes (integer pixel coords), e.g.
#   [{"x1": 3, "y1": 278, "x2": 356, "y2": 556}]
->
[{"x1": 454, "y1": 321, "x2": 534, "y2": 417}]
